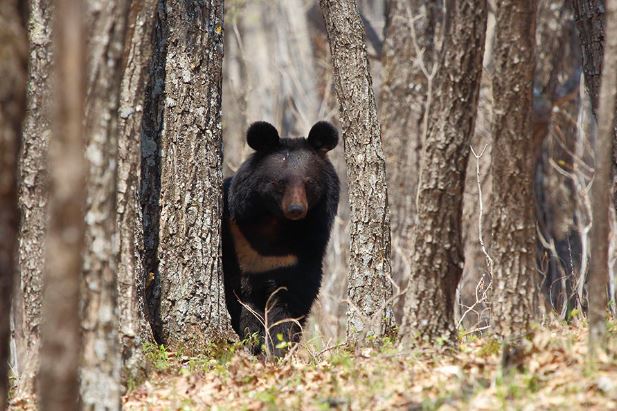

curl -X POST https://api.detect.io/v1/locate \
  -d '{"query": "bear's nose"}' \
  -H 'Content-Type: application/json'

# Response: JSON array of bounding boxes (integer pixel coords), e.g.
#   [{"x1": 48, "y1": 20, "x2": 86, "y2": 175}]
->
[{"x1": 286, "y1": 204, "x2": 307, "y2": 220}]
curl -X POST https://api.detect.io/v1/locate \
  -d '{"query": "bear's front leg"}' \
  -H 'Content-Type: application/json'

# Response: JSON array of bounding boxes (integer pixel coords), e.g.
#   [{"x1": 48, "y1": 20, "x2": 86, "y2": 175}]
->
[
  {"x1": 265, "y1": 302, "x2": 301, "y2": 358},
  {"x1": 238, "y1": 303, "x2": 266, "y2": 355}
]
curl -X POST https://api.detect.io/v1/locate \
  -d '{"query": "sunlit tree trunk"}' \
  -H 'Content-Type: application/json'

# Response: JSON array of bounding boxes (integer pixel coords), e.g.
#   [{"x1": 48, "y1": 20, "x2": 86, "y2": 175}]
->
[
  {"x1": 116, "y1": 0, "x2": 157, "y2": 383},
  {"x1": 13, "y1": 0, "x2": 52, "y2": 397},
  {"x1": 490, "y1": 0, "x2": 540, "y2": 338},
  {"x1": 80, "y1": 0, "x2": 129, "y2": 408},
  {"x1": 380, "y1": 0, "x2": 443, "y2": 320},
  {"x1": 0, "y1": 1, "x2": 28, "y2": 407},
  {"x1": 320, "y1": 0, "x2": 393, "y2": 339},
  {"x1": 399, "y1": 0, "x2": 487, "y2": 344},
  {"x1": 156, "y1": 0, "x2": 235, "y2": 347},
  {"x1": 572, "y1": 1, "x2": 617, "y2": 221},
  {"x1": 39, "y1": 0, "x2": 85, "y2": 408},
  {"x1": 588, "y1": 0, "x2": 617, "y2": 356}
]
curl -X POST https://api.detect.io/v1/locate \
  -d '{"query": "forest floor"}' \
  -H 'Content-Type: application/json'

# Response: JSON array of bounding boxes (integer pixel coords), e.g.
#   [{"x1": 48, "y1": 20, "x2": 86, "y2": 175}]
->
[
  {"x1": 8, "y1": 320, "x2": 617, "y2": 410},
  {"x1": 119, "y1": 320, "x2": 617, "y2": 411}
]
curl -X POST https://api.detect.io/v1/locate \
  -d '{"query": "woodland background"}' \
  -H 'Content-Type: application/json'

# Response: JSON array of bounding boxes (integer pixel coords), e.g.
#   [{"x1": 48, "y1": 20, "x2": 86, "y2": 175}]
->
[{"x1": 1, "y1": 0, "x2": 617, "y2": 409}]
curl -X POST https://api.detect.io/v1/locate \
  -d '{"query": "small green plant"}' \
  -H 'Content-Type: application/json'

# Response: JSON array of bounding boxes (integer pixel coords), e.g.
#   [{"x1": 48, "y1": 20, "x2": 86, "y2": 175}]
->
[
  {"x1": 143, "y1": 342, "x2": 170, "y2": 371},
  {"x1": 566, "y1": 308, "x2": 580, "y2": 322},
  {"x1": 478, "y1": 338, "x2": 501, "y2": 357}
]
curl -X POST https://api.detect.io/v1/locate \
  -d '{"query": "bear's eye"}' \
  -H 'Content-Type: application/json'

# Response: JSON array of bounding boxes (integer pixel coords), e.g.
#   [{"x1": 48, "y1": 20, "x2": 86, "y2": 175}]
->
[{"x1": 270, "y1": 179, "x2": 285, "y2": 192}]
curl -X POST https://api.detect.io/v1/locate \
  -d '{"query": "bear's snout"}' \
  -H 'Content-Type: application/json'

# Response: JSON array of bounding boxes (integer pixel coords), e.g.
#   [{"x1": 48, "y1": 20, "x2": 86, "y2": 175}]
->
[
  {"x1": 286, "y1": 204, "x2": 306, "y2": 220},
  {"x1": 282, "y1": 184, "x2": 308, "y2": 220}
]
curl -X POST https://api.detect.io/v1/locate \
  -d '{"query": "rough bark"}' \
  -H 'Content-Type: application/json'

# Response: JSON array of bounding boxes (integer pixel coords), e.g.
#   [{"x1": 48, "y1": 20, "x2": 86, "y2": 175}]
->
[
  {"x1": 398, "y1": 0, "x2": 487, "y2": 344},
  {"x1": 320, "y1": 0, "x2": 393, "y2": 339},
  {"x1": 80, "y1": 0, "x2": 129, "y2": 408},
  {"x1": 379, "y1": 0, "x2": 443, "y2": 321},
  {"x1": 39, "y1": 0, "x2": 85, "y2": 408},
  {"x1": 0, "y1": 1, "x2": 28, "y2": 407},
  {"x1": 156, "y1": 0, "x2": 234, "y2": 347},
  {"x1": 572, "y1": 0, "x2": 605, "y2": 112},
  {"x1": 12, "y1": 0, "x2": 53, "y2": 397},
  {"x1": 588, "y1": 0, "x2": 617, "y2": 356},
  {"x1": 571, "y1": 1, "x2": 617, "y2": 226},
  {"x1": 141, "y1": 0, "x2": 166, "y2": 338},
  {"x1": 490, "y1": 0, "x2": 540, "y2": 338},
  {"x1": 117, "y1": 0, "x2": 157, "y2": 383}
]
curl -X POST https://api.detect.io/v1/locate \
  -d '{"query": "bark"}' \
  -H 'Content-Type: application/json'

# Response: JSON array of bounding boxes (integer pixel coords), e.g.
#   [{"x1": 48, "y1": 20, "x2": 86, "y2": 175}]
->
[
  {"x1": 39, "y1": 0, "x2": 85, "y2": 408},
  {"x1": 399, "y1": 0, "x2": 487, "y2": 344},
  {"x1": 320, "y1": 0, "x2": 394, "y2": 339},
  {"x1": 572, "y1": 0, "x2": 605, "y2": 112},
  {"x1": 12, "y1": 0, "x2": 53, "y2": 397},
  {"x1": 305, "y1": 11, "x2": 352, "y2": 341},
  {"x1": 490, "y1": 0, "x2": 540, "y2": 338},
  {"x1": 117, "y1": 0, "x2": 157, "y2": 383},
  {"x1": 0, "y1": 1, "x2": 28, "y2": 407},
  {"x1": 571, "y1": 1, "x2": 617, "y2": 227},
  {"x1": 141, "y1": 0, "x2": 165, "y2": 338},
  {"x1": 588, "y1": 0, "x2": 617, "y2": 356},
  {"x1": 80, "y1": 0, "x2": 129, "y2": 408},
  {"x1": 156, "y1": 0, "x2": 234, "y2": 348},
  {"x1": 379, "y1": 0, "x2": 443, "y2": 321}
]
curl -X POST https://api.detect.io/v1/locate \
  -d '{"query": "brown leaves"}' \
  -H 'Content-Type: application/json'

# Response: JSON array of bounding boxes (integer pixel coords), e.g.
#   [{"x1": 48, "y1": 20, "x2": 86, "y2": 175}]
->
[{"x1": 120, "y1": 324, "x2": 617, "y2": 410}]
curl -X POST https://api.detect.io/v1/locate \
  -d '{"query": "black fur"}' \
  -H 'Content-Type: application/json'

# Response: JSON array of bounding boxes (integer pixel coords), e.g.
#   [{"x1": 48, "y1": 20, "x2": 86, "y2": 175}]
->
[{"x1": 222, "y1": 121, "x2": 340, "y2": 356}]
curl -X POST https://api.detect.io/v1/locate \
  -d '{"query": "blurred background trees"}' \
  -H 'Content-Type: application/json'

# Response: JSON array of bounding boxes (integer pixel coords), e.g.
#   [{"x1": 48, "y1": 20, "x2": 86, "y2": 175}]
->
[{"x1": 4, "y1": 0, "x2": 617, "y2": 406}]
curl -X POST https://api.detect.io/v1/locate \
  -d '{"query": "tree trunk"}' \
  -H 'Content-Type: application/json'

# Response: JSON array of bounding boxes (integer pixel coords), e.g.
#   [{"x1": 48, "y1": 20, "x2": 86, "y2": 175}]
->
[
  {"x1": 320, "y1": 0, "x2": 393, "y2": 339},
  {"x1": 116, "y1": 0, "x2": 157, "y2": 383},
  {"x1": 490, "y1": 0, "x2": 540, "y2": 338},
  {"x1": 80, "y1": 0, "x2": 129, "y2": 408},
  {"x1": 12, "y1": 0, "x2": 52, "y2": 397},
  {"x1": 399, "y1": 0, "x2": 487, "y2": 344},
  {"x1": 588, "y1": 0, "x2": 617, "y2": 356},
  {"x1": 572, "y1": 0, "x2": 605, "y2": 112},
  {"x1": 379, "y1": 0, "x2": 443, "y2": 321},
  {"x1": 571, "y1": 1, "x2": 617, "y2": 235},
  {"x1": 39, "y1": 0, "x2": 85, "y2": 408},
  {"x1": 156, "y1": 0, "x2": 234, "y2": 348},
  {"x1": 0, "y1": 1, "x2": 28, "y2": 407}
]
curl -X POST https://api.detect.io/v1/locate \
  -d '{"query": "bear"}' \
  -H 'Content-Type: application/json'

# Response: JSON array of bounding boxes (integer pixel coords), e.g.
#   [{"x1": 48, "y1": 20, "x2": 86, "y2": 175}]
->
[{"x1": 222, "y1": 120, "x2": 340, "y2": 357}]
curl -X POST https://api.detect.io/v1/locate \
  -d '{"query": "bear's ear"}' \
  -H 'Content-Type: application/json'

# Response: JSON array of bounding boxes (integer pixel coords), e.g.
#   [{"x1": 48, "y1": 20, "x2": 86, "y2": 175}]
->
[
  {"x1": 307, "y1": 121, "x2": 338, "y2": 153},
  {"x1": 247, "y1": 121, "x2": 280, "y2": 152}
]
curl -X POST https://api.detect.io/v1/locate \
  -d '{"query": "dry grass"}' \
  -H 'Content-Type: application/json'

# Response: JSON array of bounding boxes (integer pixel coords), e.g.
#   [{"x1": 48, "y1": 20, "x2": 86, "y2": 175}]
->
[{"x1": 119, "y1": 321, "x2": 617, "y2": 411}]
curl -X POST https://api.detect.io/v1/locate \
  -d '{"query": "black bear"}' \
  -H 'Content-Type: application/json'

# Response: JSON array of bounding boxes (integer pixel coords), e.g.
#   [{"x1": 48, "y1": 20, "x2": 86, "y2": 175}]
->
[{"x1": 222, "y1": 120, "x2": 340, "y2": 356}]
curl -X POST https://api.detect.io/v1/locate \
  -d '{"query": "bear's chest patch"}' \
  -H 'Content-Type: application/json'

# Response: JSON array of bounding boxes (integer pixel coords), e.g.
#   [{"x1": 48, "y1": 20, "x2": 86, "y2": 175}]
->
[{"x1": 229, "y1": 220, "x2": 298, "y2": 274}]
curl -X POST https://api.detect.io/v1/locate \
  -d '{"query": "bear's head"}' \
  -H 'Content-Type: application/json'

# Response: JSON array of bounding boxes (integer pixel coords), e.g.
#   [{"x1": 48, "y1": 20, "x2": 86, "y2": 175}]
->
[{"x1": 230, "y1": 121, "x2": 339, "y2": 222}]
